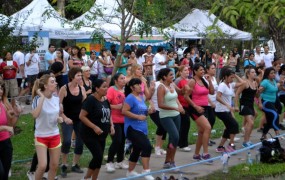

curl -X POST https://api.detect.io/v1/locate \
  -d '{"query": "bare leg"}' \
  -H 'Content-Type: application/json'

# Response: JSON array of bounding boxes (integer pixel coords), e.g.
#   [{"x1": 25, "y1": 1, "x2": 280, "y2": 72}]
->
[
  {"x1": 195, "y1": 116, "x2": 211, "y2": 154},
  {"x1": 61, "y1": 153, "x2": 68, "y2": 165},
  {"x1": 48, "y1": 147, "x2": 61, "y2": 180},
  {"x1": 91, "y1": 169, "x2": 100, "y2": 180},
  {"x1": 84, "y1": 168, "x2": 94, "y2": 179},
  {"x1": 128, "y1": 161, "x2": 136, "y2": 172},
  {"x1": 141, "y1": 157, "x2": 150, "y2": 170},
  {"x1": 72, "y1": 154, "x2": 81, "y2": 165},
  {"x1": 218, "y1": 137, "x2": 227, "y2": 147},
  {"x1": 244, "y1": 115, "x2": 254, "y2": 142},
  {"x1": 35, "y1": 146, "x2": 47, "y2": 180}
]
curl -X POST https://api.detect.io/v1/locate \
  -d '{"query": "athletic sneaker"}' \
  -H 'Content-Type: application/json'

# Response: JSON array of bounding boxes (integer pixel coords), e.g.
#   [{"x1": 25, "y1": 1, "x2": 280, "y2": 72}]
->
[
  {"x1": 225, "y1": 144, "x2": 235, "y2": 153},
  {"x1": 126, "y1": 170, "x2": 140, "y2": 177},
  {"x1": 202, "y1": 154, "x2": 213, "y2": 164},
  {"x1": 71, "y1": 164, "x2": 84, "y2": 173},
  {"x1": 234, "y1": 137, "x2": 240, "y2": 142},
  {"x1": 105, "y1": 162, "x2": 116, "y2": 172},
  {"x1": 141, "y1": 169, "x2": 155, "y2": 180},
  {"x1": 170, "y1": 162, "x2": 180, "y2": 172},
  {"x1": 155, "y1": 146, "x2": 162, "y2": 156},
  {"x1": 216, "y1": 146, "x2": 225, "y2": 153},
  {"x1": 181, "y1": 146, "x2": 191, "y2": 152},
  {"x1": 208, "y1": 140, "x2": 216, "y2": 146},
  {"x1": 163, "y1": 162, "x2": 172, "y2": 169},
  {"x1": 242, "y1": 142, "x2": 254, "y2": 148},
  {"x1": 114, "y1": 161, "x2": 129, "y2": 169},
  {"x1": 27, "y1": 171, "x2": 35, "y2": 180},
  {"x1": 193, "y1": 154, "x2": 202, "y2": 161},
  {"x1": 160, "y1": 148, "x2": 167, "y2": 155},
  {"x1": 61, "y1": 165, "x2": 67, "y2": 178}
]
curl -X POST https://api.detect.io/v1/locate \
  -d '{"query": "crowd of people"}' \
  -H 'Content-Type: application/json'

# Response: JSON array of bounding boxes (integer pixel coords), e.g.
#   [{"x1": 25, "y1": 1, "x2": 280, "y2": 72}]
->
[{"x1": 0, "y1": 40, "x2": 285, "y2": 180}]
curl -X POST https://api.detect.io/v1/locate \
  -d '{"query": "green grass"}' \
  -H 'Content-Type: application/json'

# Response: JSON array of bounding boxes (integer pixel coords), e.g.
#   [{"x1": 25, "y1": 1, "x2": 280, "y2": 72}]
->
[
  {"x1": 7, "y1": 106, "x2": 273, "y2": 179},
  {"x1": 198, "y1": 163, "x2": 285, "y2": 180}
]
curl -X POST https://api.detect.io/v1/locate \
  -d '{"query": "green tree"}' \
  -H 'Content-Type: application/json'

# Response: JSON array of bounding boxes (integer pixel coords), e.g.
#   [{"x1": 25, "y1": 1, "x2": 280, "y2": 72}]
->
[{"x1": 211, "y1": 0, "x2": 285, "y2": 59}]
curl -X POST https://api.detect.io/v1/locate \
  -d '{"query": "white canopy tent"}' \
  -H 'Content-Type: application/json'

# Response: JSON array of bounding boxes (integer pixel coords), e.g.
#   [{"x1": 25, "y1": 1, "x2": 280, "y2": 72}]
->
[
  {"x1": 9, "y1": 0, "x2": 95, "y2": 39},
  {"x1": 165, "y1": 9, "x2": 252, "y2": 40},
  {"x1": 72, "y1": 0, "x2": 158, "y2": 38}
]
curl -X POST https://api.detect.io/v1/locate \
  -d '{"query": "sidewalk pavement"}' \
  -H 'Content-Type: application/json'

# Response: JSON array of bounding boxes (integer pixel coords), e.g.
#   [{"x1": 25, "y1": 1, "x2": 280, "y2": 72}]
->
[{"x1": 20, "y1": 105, "x2": 285, "y2": 180}]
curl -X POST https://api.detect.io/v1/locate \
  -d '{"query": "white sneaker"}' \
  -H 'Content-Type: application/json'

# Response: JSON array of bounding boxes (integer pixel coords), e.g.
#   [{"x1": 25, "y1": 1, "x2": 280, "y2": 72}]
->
[
  {"x1": 155, "y1": 146, "x2": 162, "y2": 156},
  {"x1": 182, "y1": 146, "x2": 191, "y2": 152},
  {"x1": 126, "y1": 170, "x2": 140, "y2": 177},
  {"x1": 114, "y1": 161, "x2": 129, "y2": 169},
  {"x1": 105, "y1": 162, "x2": 115, "y2": 173},
  {"x1": 43, "y1": 172, "x2": 48, "y2": 179},
  {"x1": 142, "y1": 169, "x2": 155, "y2": 180},
  {"x1": 160, "y1": 148, "x2": 167, "y2": 155},
  {"x1": 27, "y1": 171, "x2": 35, "y2": 180},
  {"x1": 234, "y1": 137, "x2": 240, "y2": 142}
]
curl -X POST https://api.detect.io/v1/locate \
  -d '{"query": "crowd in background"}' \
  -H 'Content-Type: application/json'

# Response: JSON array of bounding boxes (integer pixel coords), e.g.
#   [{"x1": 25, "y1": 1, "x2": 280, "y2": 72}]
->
[{"x1": 0, "y1": 40, "x2": 285, "y2": 180}]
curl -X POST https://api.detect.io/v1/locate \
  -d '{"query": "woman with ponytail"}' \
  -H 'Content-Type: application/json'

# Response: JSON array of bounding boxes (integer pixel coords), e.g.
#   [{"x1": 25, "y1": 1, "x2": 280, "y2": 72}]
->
[
  {"x1": 174, "y1": 65, "x2": 191, "y2": 151},
  {"x1": 31, "y1": 74, "x2": 64, "y2": 180}
]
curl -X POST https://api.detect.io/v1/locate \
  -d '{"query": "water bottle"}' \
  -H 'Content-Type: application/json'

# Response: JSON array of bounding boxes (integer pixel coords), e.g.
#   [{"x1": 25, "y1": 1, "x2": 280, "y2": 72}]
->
[
  {"x1": 223, "y1": 161, "x2": 229, "y2": 173},
  {"x1": 179, "y1": 173, "x2": 184, "y2": 180},
  {"x1": 247, "y1": 151, "x2": 253, "y2": 165},
  {"x1": 161, "y1": 173, "x2": 167, "y2": 180},
  {"x1": 221, "y1": 152, "x2": 229, "y2": 173}
]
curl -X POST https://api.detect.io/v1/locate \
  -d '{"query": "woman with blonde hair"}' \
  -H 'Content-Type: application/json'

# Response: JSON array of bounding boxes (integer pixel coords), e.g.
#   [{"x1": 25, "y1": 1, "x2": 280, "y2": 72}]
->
[
  {"x1": 31, "y1": 74, "x2": 66, "y2": 180},
  {"x1": 128, "y1": 64, "x2": 153, "y2": 100},
  {"x1": 81, "y1": 66, "x2": 92, "y2": 96},
  {"x1": 0, "y1": 80, "x2": 16, "y2": 180},
  {"x1": 174, "y1": 65, "x2": 191, "y2": 151}
]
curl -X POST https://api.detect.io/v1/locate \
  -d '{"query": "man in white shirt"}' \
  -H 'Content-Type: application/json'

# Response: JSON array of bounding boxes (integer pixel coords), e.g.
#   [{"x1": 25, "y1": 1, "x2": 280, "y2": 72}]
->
[
  {"x1": 44, "y1": 44, "x2": 55, "y2": 70},
  {"x1": 13, "y1": 48, "x2": 25, "y2": 91},
  {"x1": 263, "y1": 45, "x2": 274, "y2": 68},
  {"x1": 254, "y1": 46, "x2": 264, "y2": 67},
  {"x1": 154, "y1": 46, "x2": 169, "y2": 77},
  {"x1": 24, "y1": 47, "x2": 41, "y2": 104}
]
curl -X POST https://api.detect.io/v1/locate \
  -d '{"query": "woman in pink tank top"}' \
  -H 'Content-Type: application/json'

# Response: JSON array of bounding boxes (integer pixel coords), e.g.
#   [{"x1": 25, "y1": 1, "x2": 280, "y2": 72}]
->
[
  {"x1": 0, "y1": 80, "x2": 17, "y2": 180},
  {"x1": 184, "y1": 63, "x2": 215, "y2": 162}
]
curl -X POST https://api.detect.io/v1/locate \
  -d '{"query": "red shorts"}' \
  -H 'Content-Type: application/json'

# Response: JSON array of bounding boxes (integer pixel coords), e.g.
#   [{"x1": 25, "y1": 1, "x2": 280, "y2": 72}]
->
[{"x1": 35, "y1": 134, "x2": 61, "y2": 149}]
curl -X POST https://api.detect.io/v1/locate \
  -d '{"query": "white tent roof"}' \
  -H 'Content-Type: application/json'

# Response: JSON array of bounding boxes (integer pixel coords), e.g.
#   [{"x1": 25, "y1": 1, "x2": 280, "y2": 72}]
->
[
  {"x1": 10, "y1": 0, "x2": 95, "y2": 39},
  {"x1": 165, "y1": 9, "x2": 252, "y2": 40},
  {"x1": 72, "y1": 0, "x2": 145, "y2": 38}
]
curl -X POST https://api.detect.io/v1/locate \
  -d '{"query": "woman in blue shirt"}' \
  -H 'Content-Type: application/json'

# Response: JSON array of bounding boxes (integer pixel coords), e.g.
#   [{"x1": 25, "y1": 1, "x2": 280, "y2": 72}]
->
[
  {"x1": 122, "y1": 78, "x2": 154, "y2": 180},
  {"x1": 259, "y1": 67, "x2": 283, "y2": 139}
]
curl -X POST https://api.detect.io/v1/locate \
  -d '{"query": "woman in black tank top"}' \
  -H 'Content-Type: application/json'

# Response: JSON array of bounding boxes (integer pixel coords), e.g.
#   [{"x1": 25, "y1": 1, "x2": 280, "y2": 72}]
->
[
  {"x1": 81, "y1": 66, "x2": 92, "y2": 96},
  {"x1": 59, "y1": 67, "x2": 87, "y2": 177},
  {"x1": 235, "y1": 67, "x2": 258, "y2": 147}
]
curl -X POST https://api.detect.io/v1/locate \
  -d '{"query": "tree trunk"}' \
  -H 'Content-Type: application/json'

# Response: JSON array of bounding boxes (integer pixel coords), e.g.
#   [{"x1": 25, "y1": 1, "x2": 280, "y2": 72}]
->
[
  {"x1": 57, "y1": 0, "x2": 65, "y2": 17},
  {"x1": 269, "y1": 16, "x2": 285, "y2": 62}
]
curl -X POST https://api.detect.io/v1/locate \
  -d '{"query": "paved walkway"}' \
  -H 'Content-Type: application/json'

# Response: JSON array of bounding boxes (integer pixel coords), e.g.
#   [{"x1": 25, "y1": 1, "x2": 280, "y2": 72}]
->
[{"x1": 20, "y1": 104, "x2": 285, "y2": 180}]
